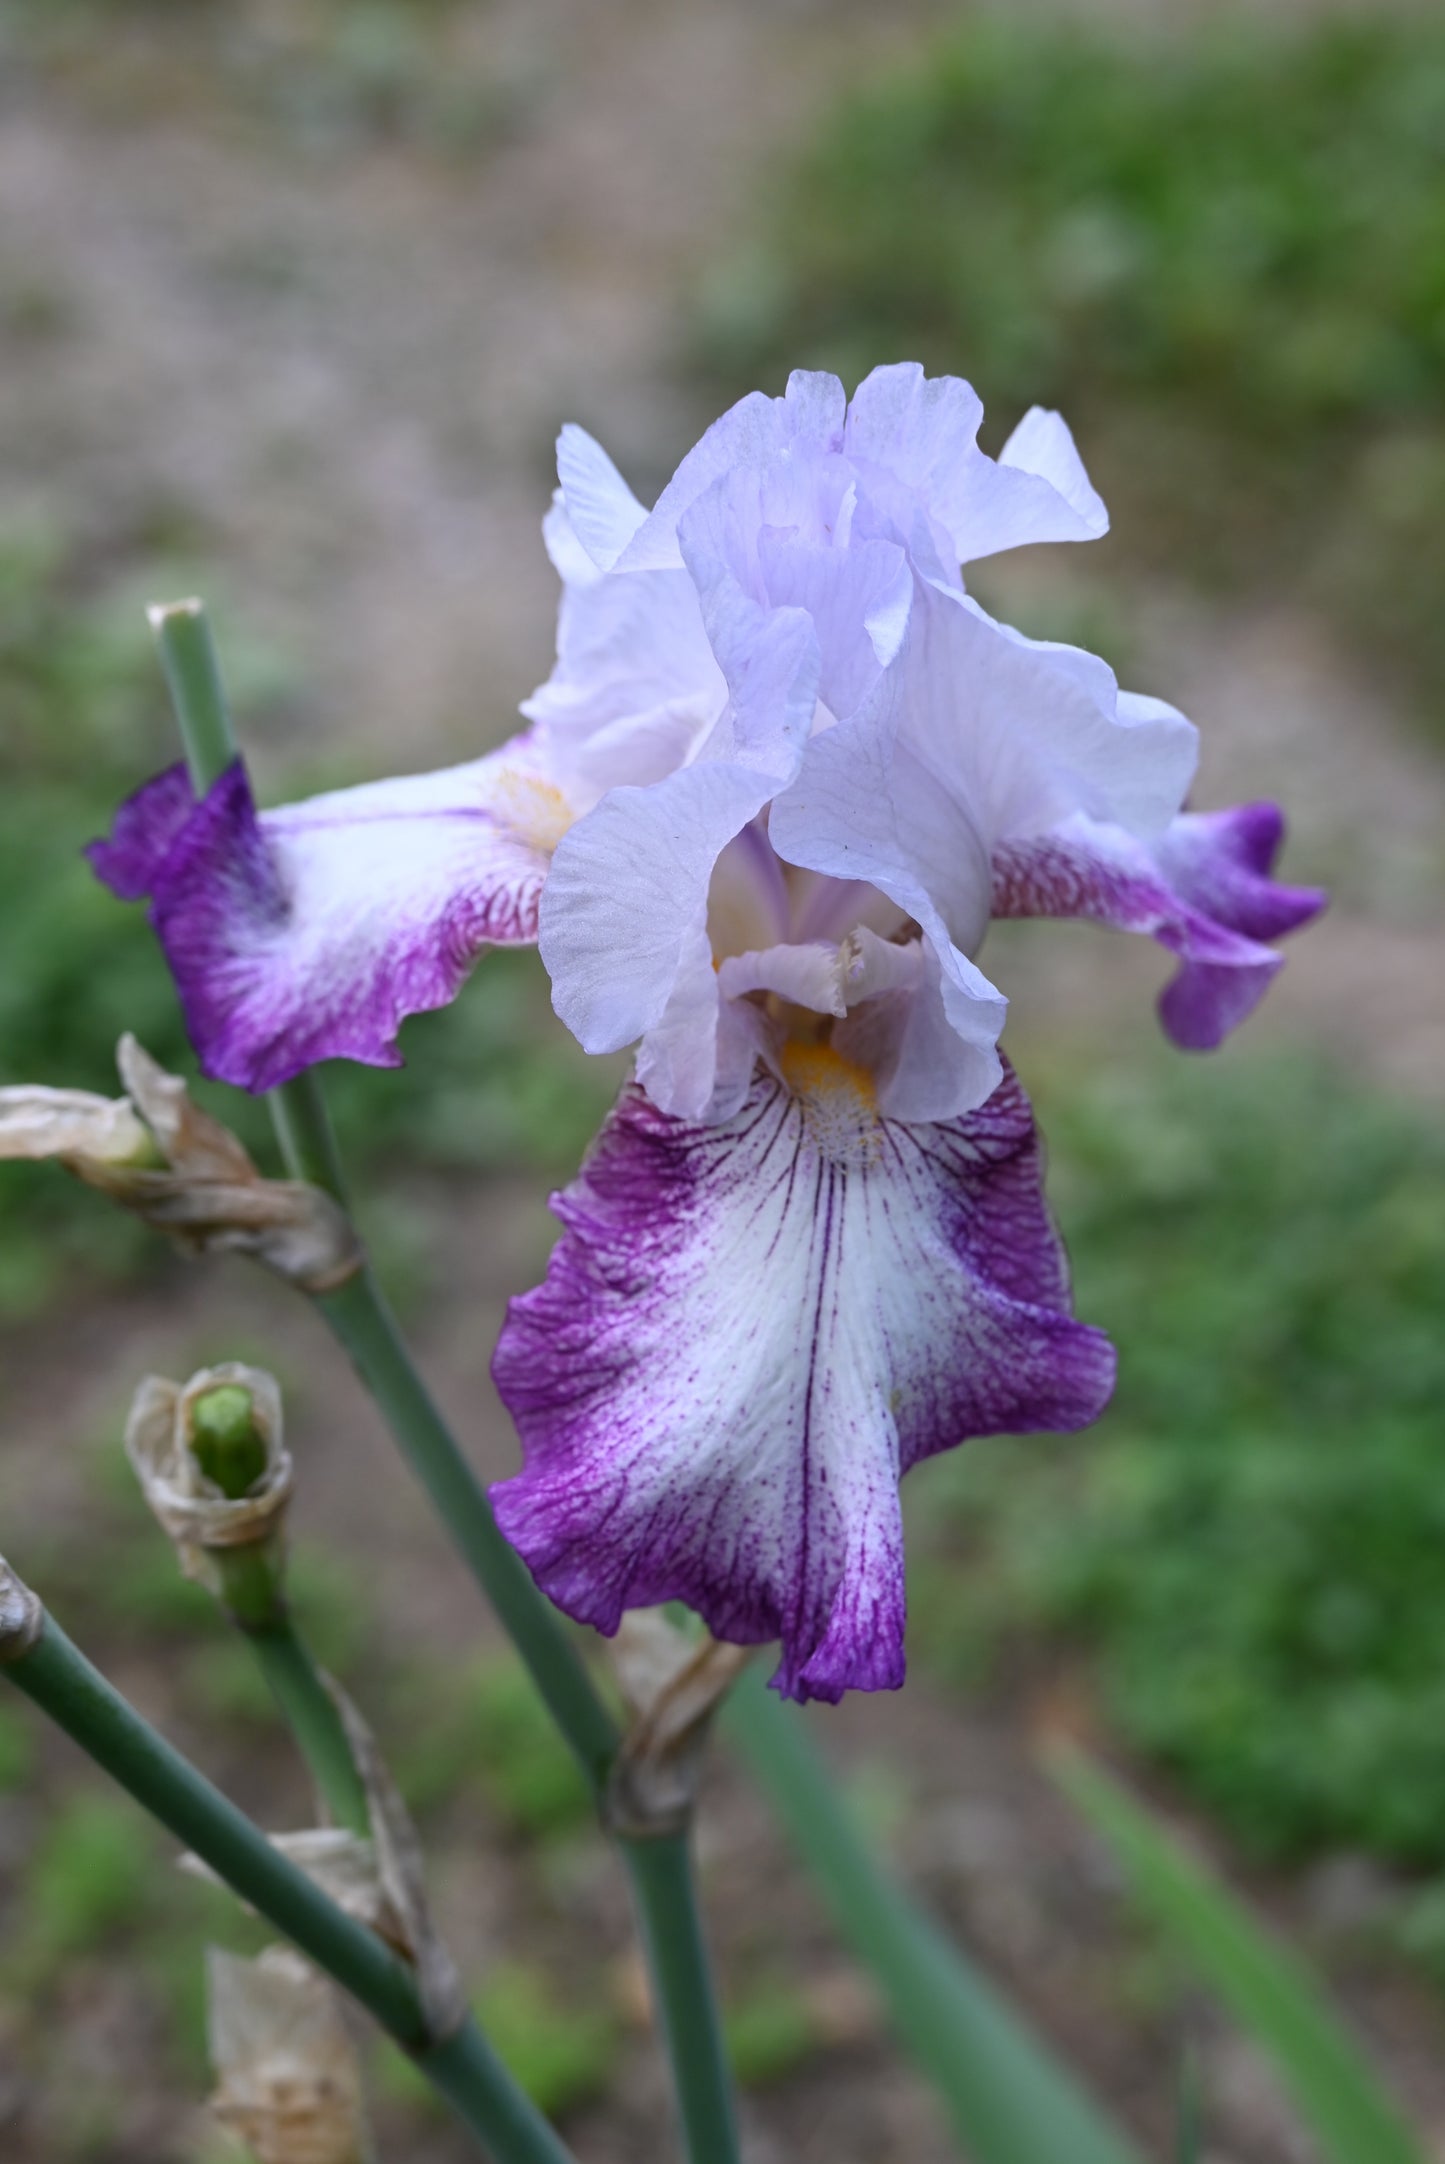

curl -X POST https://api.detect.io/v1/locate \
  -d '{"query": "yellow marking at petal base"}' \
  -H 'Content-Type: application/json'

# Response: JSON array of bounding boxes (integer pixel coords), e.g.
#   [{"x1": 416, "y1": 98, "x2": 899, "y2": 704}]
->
[
  {"x1": 492, "y1": 771, "x2": 575, "y2": 855},
  {"x1": 779, "y1": 1042, "x2": 882, "y2": 1166}
]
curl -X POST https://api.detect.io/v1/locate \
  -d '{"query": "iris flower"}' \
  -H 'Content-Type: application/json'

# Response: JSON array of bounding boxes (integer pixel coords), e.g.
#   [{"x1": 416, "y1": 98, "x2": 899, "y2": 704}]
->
[{"x1": 93, "y1": 366, "x2": 1323, "y2": 1701}]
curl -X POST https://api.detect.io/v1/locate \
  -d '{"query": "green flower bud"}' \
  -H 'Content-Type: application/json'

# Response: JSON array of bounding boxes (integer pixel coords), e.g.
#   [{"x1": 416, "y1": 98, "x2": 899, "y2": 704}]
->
[
  {"x1": 188, "y1": 1384, "x2": 268, "y2": 1499},
  {"x1": 125, "y1": 1366, "x2": 293, "y2": 1609}
]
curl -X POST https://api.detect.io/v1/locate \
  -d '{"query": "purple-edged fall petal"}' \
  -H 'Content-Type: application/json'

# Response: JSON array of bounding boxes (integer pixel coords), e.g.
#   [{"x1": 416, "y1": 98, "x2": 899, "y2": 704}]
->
[
  {"x1": 990, "y1": 802, "x2": 1327, "y2": 1049},
  {"x1": 88, "y1": 741, "x2": 564, "y2": 1092},
  {"x1": 491, "y1": 1056, "x2": 1114, "y2": 1703}
]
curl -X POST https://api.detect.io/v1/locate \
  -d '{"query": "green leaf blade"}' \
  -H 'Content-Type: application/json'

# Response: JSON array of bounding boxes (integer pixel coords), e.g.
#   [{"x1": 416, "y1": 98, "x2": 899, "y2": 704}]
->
[
  {"x1": 1055, "y1": 1750, "x2": 1427, "y2": 2164},
  {"x1": 727, "y1": 1673, "x2": 1143, "y2": 2164}
]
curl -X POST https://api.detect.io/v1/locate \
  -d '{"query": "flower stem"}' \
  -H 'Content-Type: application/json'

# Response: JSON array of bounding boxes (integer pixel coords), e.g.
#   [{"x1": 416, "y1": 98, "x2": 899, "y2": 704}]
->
[
  {"x1": 148, "y1": 599, "x2": 352, "y2": 1211},
  {"x1": 248, "y1": 1611, "x2": 369, "y2": 1834},
  {"x1": 317, "y1": 1269, "x2": 738, "y2": 2163},
  {"x1": 149, "y1": 598, "x2": 234, "y2": 788},
  {"x1": 624, "y1": 1834, "x2": 739, "y2": 2164},
  {"x1": 317, "y1": 1265, "x2": 621, "y2": 1793},
  {"x1": 4, "y1": 1606, "x2": 578, "y2": 2164},
  {"x1": 149, "y1": 596, "x2": 740, "y2": 2164},
  {"x1": 318, "y1": 1270, "x2": 740, "y2": 2162},
  {"x1": 215, "y1": 1547, "x2": 370, "y2": 1837},
  {"x1": 148, "y1": 598, "x2": 616, "y2": 1780},
  {"x1": 268, "y1": 1062, "x2": 351, "y2": 1206}
]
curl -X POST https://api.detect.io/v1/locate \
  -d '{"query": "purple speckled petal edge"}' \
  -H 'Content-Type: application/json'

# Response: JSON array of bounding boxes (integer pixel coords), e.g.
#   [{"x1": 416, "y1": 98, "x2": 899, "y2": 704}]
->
[
  {"x1": 992, "y1": 802, "x2": 1326, "y2": 1051},
  {"x1": 86, "y1": 761, "x2": 198, "y2": 901},
  {"x1": 88, "y1": 748, "x2": 554, "y2": 1092},
  {"x1": 491, "y1": 1059, "x2": 1114, "y2": 1703}
]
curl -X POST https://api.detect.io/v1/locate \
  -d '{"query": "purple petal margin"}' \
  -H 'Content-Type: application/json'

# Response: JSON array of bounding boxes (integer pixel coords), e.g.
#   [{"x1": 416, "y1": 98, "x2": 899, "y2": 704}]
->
[
  {"x1": 992, "y1": 802, "x2": 1327, "y2": 1051},
  {"x1": 86, "y1": 760, "x2": 198, "y2": 900},
  {"x1": 88, "y1": 755, "x2": 548, "y2": 1092},
  {"x1": 491, "y1": 1060, "x2": 1114, "y2": 1704}
]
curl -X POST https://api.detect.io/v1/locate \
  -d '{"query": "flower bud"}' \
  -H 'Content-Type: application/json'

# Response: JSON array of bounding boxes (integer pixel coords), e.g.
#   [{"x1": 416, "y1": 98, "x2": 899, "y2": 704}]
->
[
  {"x1": 206, "y1": 1945, "x2": 371, "y2": 2164},
  {"x1": 188, "y1": 1383, "x2": 270, "y2": 1499},
  {"x1": 605, "y1": 1609, "x2": 752, "y2": 1838},
  {"x1": 126, "y1": 1365, "x2": 292, "y2": 1606}
]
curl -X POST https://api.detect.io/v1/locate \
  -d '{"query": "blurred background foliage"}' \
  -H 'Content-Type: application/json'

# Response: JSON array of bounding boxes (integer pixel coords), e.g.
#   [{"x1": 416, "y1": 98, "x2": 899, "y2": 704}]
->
[{"x1": 694, "y1": 14, "x2": 1445, "y2": 740}]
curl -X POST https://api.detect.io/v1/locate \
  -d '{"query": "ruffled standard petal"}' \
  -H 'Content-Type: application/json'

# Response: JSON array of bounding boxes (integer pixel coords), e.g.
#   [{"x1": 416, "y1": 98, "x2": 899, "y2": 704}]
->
[
  {"x1": 539, "y1": 597, "x2": 821, "y2": 1115},
  {"x1": 554, "y1": 424, "x2": 648, "y2": 572},
  {"x1": 613, "y1": 371, "x2": 849, "y2": 574},
  {"x1": 89, "y1": 742, "x2": 565, "y2": 1091},
  {"x1": 844, "y1": 363, "x2": 1108, "y2": 565},
  {"x1": 523, "y1": 562, "x2": 727, "y2": 803},
  {"x1": 970, "y1": 405, "x2": 1111, "y2": 555},
  {"x1": 678, "y1": 461, "x2": 912, "y2": 722},
  {"x1": 770, "y1": 583, "x2": 1199, "y2": 1109},
  {"x1": 991, "y1": 803, "x2": 1327, "y2": 1049},
  {"x1": 491, "y1": 1059, "x2": 1115, "y2": 1703}
]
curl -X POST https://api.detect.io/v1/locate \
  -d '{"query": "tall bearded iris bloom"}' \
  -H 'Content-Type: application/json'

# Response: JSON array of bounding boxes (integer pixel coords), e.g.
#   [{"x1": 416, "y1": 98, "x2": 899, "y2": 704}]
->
[{"x1": 93, "y1": 365, "x2": 1324, "y2": 1701}]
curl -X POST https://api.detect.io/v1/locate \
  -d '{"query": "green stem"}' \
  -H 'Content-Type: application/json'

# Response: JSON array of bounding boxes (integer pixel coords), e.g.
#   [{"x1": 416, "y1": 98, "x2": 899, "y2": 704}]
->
[
  {"x1": 148, "y1": 600, "x2": 615, "y2": 1787},
  {"x1": 1175, "y1": 2041, "x2": 1202, "y2": 2164},
  {"x1": 246, "y1": 1618, "x2": 367, "y2": 1832},
  {"x1": 150, "y1": 596, "x2": 739, "y2": 2162},
  {"x1": 268, "y1": 1066, "x2": 351, "y2": 1206},
  {"x1": 150, "y1": 598, "x2": 236, "y2": 790},
  {"x1": 5, "y1": 1609, "x2": 577, "y2": 2164},
  {"x1": 244, "y1": 1604, "x2": 370, "y2": 1838},
  {"x1": 624, "y1": 1835, "x2": 738, "y2": 2164},
  {"x1": 203, "y1": 1536, "x2": 370, "y2": 1836},
  {"x1": 148, "y1": 599, "x2": 350, "y2": 1210},
  {"x1": 317, "y1": 1266, "x2": 620, "y2": 1794},
  {"x1": 318, "y1": 1268, "x2": 738, "y2": 2162}
]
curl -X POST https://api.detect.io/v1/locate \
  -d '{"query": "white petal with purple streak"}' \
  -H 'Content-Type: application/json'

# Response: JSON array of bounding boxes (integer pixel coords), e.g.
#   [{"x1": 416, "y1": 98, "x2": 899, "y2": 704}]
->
[
  {"x1": 89, "y1": 739, "x2": 562, "y2": 1092},
  {"x1": 491, "y1": 1057, "x2": 1115, "y2": 1702}
]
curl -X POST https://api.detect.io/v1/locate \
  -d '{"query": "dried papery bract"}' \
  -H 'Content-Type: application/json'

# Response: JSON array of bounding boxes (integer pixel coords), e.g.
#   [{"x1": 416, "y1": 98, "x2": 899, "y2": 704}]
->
[
  {"x1": 0, "y1": 1085, "x2": 153, "y2": 1167},
  {"x1": 264, "y1": 1829, "x2": 409, "y2": 1950},
  {"x1": 0, "y1": 1558, "x2": 43, "y2": 1667},
  {"x1": 328, "y1": 1680, "x2": 467, "y2": 2038},
  {"x1": 207, "y1": 1945, "x2": 373, "y2": 2164},
  {"x1": 0, "y1": 1035, "x2": 361, "y2": 1293},
  {"x1": 125, "y1": 1366, "x2": 293, "y2": 1601},
  {"x1": 183, "y1": 1680, "x2": 466, "y2": 2040},
  {"x1": 183, "y1": 1828, "x2": 410, "y2": 1966},
  {"x1": 606, "y1": 1610, "x2": 753, "y2": 1838}
]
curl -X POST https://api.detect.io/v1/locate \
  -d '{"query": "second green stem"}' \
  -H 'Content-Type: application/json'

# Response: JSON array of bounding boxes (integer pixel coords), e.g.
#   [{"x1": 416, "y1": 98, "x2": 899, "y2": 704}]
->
[
  {"x1": 626, "y1": 1834, "x2": 740, "y2": 2164},
  {"x1": 211, "y1": 1544, "x2": 370, "y2": 1838}
]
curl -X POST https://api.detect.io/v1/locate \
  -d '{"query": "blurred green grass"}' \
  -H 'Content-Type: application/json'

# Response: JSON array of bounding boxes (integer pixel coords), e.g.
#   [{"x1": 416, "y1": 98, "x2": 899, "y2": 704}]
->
[
  {"x1": 693, "y1": 12, "x2": 1445, "y2": 734},
  {"x1": 909, "y1": 1048, "x2": 1445, "y2": 1969}
]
